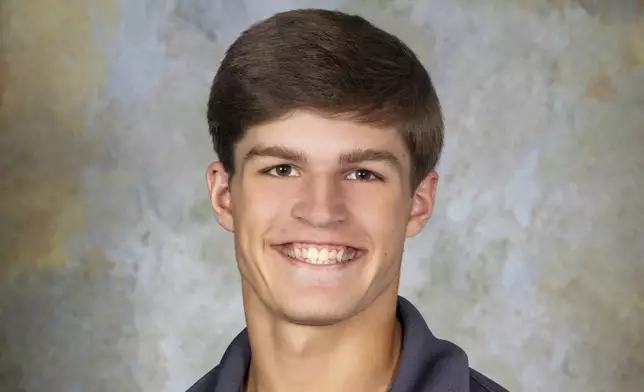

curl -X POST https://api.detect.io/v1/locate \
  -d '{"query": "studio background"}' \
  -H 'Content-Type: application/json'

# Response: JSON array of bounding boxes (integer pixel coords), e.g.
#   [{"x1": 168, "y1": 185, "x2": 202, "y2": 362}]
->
[{"x1": 1, "y1": 0, "x2": 643, "y2": 391}]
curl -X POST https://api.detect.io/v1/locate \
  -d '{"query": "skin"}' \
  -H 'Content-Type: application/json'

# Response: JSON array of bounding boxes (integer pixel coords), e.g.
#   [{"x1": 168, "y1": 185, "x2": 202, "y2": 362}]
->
[{"x1": 207, "y1": 110, "x2": 439, "y2": 392}]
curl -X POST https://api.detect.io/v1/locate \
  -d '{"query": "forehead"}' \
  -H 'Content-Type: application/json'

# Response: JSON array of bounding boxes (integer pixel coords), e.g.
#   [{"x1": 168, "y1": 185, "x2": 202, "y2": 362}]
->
[{"x1": 235, "y1": 110, "x2": 410, "y2": 164}]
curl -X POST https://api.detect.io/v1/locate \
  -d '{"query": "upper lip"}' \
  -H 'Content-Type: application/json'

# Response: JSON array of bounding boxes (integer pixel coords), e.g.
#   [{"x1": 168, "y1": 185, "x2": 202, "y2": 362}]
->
[{"x1": 273, "y1": 240, "x2": 364, "y2": 250}]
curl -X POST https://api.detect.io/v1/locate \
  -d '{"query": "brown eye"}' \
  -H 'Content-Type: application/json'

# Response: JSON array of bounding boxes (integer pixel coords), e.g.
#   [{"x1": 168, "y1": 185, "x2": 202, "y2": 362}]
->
[
  {"x1": 267, "y1": 164, "x2": 300, "y2": 177},
  {"x1": 347, "y1": 169, "x2": 379, "y2": 181}
]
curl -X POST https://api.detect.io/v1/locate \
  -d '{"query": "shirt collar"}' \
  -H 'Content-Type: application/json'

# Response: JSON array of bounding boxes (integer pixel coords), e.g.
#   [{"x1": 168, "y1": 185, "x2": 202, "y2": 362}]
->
[{"x1": 213, "y1": 296, "x2": 470, "y2": 392}]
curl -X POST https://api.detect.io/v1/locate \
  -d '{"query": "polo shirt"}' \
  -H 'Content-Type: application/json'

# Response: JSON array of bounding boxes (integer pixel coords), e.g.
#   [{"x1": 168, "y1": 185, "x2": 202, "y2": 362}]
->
[{"x1": 186, "y1": 296, "x2": 508, "y2": 391}]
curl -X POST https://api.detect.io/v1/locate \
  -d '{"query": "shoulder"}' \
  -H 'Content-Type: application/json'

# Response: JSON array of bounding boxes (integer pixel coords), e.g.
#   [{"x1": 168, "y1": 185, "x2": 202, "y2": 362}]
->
[
  {"x1": 185, "y1": 365, "x2": 220, "y2": 392},
  {"x1": 470, "y1": 368, "x2": 509, "y2": 392}
]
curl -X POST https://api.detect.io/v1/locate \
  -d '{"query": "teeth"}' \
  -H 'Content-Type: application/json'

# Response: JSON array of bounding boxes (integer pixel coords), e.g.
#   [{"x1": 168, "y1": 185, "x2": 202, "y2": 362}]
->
[
  {"x1": 281, "y1": 245, "x2": 357, "y2": 264},
  {"x1": 318, "y1": 248, "x2": 328, "y2": 263}
]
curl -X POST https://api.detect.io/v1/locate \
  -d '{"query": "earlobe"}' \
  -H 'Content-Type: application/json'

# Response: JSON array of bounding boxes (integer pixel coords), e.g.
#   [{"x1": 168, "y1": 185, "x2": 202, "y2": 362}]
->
[
  {"x1": 206, "y1": 161, "x2": 235, "y2": 232},
  {"x1": 405, "y1": 171, "x2": 439, "y2": 238}
]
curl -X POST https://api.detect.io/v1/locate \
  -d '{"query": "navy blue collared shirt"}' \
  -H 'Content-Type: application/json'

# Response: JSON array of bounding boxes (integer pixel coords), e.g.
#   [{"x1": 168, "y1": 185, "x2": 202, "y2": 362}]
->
[{"x1": 186, "y1": 296, "x2": 508, "y2": 392}]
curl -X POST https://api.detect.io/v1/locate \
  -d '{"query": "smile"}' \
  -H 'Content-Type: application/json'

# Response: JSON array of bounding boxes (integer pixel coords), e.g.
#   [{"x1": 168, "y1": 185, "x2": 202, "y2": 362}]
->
[{"x1": 277, "y1": 243, "x2": 361, "y2": 265}]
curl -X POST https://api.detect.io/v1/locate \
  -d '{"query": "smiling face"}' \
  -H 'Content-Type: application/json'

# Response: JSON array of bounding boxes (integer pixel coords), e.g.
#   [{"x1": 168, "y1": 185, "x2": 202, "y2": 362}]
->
[{"x1": 207, "y1": 110, "x2": 438, "y2": 325}]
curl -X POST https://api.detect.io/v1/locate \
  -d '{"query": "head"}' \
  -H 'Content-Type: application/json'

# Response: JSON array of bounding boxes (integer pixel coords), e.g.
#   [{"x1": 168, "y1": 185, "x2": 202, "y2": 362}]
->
[{"x1": 206, "y1": 9, "x2": 444, "y2": 326}]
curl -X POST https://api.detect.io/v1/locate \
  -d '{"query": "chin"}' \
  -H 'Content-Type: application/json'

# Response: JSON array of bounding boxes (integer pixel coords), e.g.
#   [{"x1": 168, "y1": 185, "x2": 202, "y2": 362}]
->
[
  {"x1": 276, "y1": 293, "x2": 366, "y2": 326},
  {"x1": 282, "y1": 308, "x2": 354, "y2": 326}
]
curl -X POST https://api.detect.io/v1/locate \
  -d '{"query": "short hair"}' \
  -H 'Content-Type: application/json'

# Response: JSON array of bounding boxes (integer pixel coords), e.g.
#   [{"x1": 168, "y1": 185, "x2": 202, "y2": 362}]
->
[{"x1": 207, "y1": 9, "x2": 444, "y2": 191}]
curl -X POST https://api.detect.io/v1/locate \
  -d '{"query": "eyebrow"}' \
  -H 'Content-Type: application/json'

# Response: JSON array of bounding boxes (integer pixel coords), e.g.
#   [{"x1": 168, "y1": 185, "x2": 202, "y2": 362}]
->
[
  {"x1": 243, "y1": 144, "x2": 402, "y2": 172},
  {"x1": 243, "y1": 145, "x2": 307, "y2": 164},
  {"x1": 338, "y1": 148, "x2": 402, "y2": 172}
]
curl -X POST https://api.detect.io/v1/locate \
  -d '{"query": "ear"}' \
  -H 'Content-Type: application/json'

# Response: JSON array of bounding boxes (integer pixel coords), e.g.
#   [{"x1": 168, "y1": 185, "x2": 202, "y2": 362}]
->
[
  {"x1": 206, "y1": 161, "x2": 235, "y2": 232},
  {"x1": 405, "y1": 171, "x2": 439, "y2": 238}
]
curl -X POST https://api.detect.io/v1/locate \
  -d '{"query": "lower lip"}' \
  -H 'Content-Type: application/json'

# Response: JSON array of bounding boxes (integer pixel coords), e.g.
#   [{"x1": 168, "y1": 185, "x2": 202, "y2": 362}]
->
[{"x1": 273, "y1": 247, "x2": 364, "y2": 269}]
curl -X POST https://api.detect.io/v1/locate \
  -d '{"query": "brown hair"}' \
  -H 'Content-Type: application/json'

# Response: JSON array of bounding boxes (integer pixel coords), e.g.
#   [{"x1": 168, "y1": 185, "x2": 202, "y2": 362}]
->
[{"x1": 207, "y1": 9, "x2": 444, "y2": 191}]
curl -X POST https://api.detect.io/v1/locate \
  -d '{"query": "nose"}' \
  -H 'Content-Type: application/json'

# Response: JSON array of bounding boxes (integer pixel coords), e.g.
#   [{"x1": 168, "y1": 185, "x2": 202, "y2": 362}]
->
[{"x1": 291, "y1": 175, "x2": 349, "y2": 227}]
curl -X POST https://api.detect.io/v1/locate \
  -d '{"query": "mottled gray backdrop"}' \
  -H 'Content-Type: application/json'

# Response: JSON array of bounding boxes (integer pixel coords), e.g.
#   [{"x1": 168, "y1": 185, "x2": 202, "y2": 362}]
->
[{"x1": 1, "y1": 0, "x2": 643, "y2": 391}]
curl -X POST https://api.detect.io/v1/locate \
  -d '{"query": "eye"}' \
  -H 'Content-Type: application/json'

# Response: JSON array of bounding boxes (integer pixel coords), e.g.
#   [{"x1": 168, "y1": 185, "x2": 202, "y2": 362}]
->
[
  {"x1": 346, "y1": 169, "x2": 380, "y2": 181},
  {"x1": 266, "y1": 164, "x2": 300, "y2": 177}
]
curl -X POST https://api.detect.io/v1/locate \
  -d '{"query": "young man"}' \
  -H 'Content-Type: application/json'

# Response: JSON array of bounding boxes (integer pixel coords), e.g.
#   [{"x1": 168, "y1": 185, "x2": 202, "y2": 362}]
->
[{"x1": 188, "y1": 9, "x2": 508, "y2": 392}]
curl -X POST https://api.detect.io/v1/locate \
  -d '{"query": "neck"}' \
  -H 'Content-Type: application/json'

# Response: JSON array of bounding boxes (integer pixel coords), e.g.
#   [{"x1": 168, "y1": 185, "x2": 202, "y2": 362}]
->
[{"x1": 242, "y1": 285, "x2": 402, "y2": 392}]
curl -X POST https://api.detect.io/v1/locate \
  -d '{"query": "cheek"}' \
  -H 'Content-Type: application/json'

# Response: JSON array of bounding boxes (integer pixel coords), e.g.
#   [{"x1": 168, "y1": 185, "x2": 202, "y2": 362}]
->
[
  {"x1": 234, "y1": 180, "x2": 289, "y2": 235},
  {"x1": 347, "y1": 187, "x2": 410, "y2": 237}
]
